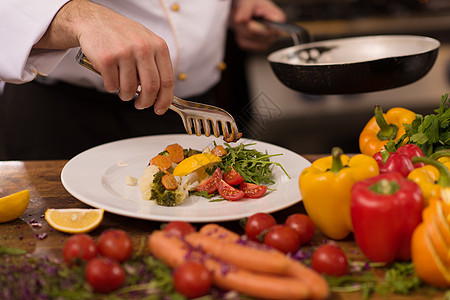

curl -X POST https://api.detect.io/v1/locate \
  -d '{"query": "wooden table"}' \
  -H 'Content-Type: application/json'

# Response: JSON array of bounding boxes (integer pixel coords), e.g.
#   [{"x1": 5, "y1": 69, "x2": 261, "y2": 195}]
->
[{"x1": 0, "y1": 158, "x2": 445, "y2": 299}]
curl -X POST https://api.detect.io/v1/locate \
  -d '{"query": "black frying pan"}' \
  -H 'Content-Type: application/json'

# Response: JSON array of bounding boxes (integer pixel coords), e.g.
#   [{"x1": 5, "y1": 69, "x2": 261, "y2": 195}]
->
[{"x1": 259, "y1": 19, "x2": 440, "y2": 94}]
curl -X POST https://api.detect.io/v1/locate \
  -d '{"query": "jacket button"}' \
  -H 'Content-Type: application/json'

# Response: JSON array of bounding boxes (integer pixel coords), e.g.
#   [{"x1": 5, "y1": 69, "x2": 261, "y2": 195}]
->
[
  {"x1": 217, "y1": 61, "x2": 227, "y2": 71},
  {"x1": 171, "y1": 3, "x2": 180, "y2": 11},
  {"x1": 178, "y1": 72, "x2": 187, "y2": 81}
]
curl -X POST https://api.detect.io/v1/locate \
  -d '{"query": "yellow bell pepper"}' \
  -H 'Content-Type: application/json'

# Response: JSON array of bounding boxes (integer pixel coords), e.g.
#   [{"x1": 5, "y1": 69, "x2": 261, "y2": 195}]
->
[
  {"x1": 299, "y1": 147, "x2": 379, "y2": 240},
  {"x1": 409, "y1": 155, "x2": 450, "y2": 205},
  {"x1": 359, "y1": 105, "x2": 416, "y2": 157}
]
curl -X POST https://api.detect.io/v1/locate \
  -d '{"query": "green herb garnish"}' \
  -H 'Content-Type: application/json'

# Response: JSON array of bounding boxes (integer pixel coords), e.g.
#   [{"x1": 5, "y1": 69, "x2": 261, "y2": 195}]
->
[
  {"x1": 389, "y1": 93, "x2": 450, "y2": 155},
  {"x1": 375, "y1": 262, "x2": 424, "y2": 295},
  {"x1": 218, "y1": 142, "x2": 290, "y2": 185},
  {"x1": 0, "y1": 244, "x2": 26, "y2": 255}
]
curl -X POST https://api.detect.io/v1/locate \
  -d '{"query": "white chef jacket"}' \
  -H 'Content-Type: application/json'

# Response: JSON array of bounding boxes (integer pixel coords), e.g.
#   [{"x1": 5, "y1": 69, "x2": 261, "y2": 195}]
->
[{"x1": 0, "y1": 0, "x2": 232, "y2": 98}]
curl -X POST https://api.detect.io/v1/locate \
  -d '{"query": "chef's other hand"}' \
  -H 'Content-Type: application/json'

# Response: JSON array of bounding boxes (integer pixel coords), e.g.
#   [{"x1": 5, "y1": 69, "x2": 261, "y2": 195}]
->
[
  {"x1": 231, "y1": 0, "x2": 286, "y2": 52},
  {"x1": 35, "y1": 0, "x2": 174, "y2": 114}
]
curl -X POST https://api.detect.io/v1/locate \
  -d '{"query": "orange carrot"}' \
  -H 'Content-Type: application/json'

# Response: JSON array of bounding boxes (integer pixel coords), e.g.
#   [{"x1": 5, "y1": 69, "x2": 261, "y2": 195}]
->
[
  {"x1": 148, "y1": 230, "x2": 317, "y2": 300},
  {"x1": 149, "y1": 154, "x2": 173, "y2": 170},
  {"x1": 161, "y1": 174, "x2": 178, "y2": 190},
  {"x1": 164, "y1": 143, "x2": 184, "y2": 163},
  {"x1": 211, "y1": 145, "x2": 227, "y2": 157}
]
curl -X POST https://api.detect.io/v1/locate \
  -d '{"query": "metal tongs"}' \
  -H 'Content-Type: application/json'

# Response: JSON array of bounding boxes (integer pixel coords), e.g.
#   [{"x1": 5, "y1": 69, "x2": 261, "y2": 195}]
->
[{"x1": 76, "y1": 50, "x2": 241, "y2": 142}]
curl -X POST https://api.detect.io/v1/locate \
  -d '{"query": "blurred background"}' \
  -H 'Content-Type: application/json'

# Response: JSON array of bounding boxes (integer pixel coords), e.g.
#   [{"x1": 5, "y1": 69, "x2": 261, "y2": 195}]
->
[{"x1": 220, "y1": 0, "x2": 450, "y2": 154}]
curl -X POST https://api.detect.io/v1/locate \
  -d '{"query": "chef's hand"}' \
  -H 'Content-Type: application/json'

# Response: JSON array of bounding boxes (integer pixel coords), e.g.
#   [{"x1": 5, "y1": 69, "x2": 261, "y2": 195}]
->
[
  {"x1": 34, "y1": 0, "x2": 174, "y2": 113},
  {"x1": 231, "y1": 0, "x2": 286, "y2": 52}
]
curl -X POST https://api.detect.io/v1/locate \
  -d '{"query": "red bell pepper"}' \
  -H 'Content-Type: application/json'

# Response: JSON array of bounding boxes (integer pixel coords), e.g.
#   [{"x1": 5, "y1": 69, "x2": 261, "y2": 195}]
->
[
  {"x1": 373, "y1": 144, "x2": 425, "y2": 177},
  {"x1": 351, "y1": 172, "x2": 424, "y2": 264}
]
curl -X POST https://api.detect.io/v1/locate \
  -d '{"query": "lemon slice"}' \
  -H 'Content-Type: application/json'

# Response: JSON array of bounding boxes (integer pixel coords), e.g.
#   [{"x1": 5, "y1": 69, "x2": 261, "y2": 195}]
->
[
  {"x1": 173, "y1": 153, "x2": 221, "y2": 177},
  {"x1": 45, "y1": 208, "x2": 104, "y2": 233},
  {"x1": 0, "y1": 190, "x2": 30, "y2": 223}
]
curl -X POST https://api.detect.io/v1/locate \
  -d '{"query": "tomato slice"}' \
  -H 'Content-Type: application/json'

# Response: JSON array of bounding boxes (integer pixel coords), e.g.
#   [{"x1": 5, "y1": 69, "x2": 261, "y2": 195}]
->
[
  {"x1": 218, "y1": 180, "x2": 245, "y2": 201},
  {"x1": 239, "y1": 182, "x2": 268, "y2": 198},
  {"x1": 196, "y1": 167, "x2": 223, "y2": 194},
  {"x1": 223, "y1": 167, "x2": 245, "y2": 186}
]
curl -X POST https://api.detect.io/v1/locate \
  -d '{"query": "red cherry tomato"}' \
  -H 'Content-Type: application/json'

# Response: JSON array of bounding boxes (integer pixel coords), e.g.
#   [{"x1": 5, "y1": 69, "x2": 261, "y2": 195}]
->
[
  {"x1": 173, "y1": 261, "x2": 212, "y2": 299},
  {"x1": 163, "y1": 221, "x2": 196, "y2": 237},
  {"x1": 239, "y1": 182, "x2": 268, "y2": 198},
  {"x1": 85, "y1": 257, "x2": 125, "y2": 293},
  {"x1": 97, "y1": 229, "x2": 133, "y2": 262},
  {"x1": 217, "y1": 180, "x2": 245, "y2": 201},
  {"x1": 311, "y1": 244, "x2": 349, "y2": 276},
  {"x1": 285, "y1": 214, "x2": 315, "y2": 244},
  {"x1": 245, "y1": 212, "x2": 277, "y2": 242},
  {"x1": 63, "y1": 234, "x2": 97, "y2": 265},
  {"x1": 223, "y1": 167, "x2": 245, "y2": 186},
  {"x1": 197, "y1": 167, "x2": 223, "y2": 194},
  {"x1": 264, "y1": 225, "x2": 300, "y2": 254}
]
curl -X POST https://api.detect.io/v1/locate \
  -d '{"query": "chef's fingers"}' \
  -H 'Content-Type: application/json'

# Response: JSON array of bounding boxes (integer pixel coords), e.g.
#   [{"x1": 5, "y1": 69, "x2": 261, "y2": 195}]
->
[
  {"x1": 233, "y1": 22, "x2": 280, "y2": 52},
  {"x1": 134, "y1": 60, "x2": 159, "y2": 110},
  {"x1": 152, "y1": 49, "x2": 174, "y2": 115},
  {"x1": 133, "y1": 40, "x2": 174, "y2": 112},
  {"x1": 117, "y1": 55, "x2": 139, "y2": 101},
  {"x1": 233, "y1": 0, "x2": 286, "y2": 24}
]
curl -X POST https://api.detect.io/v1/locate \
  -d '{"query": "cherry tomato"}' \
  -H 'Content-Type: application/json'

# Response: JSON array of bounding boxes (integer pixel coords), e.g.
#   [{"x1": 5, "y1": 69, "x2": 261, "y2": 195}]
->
[
  {"x1": 223, "y1": 167, "x2": 244, "y2": 186},
  {"x1": 85, "y1": 257, "x2": 125, "y2": 293},
  {"x1": 245, "y1": 212, "x2": 277, "y2": 242},
  {"x1": 197, "y1": 167, "x2": 223, "y2": 194},
  {"x1": 173, "y1": 261, "x2": 212, "y2": 299},
  {"x1": 217, "y1": 180, "x2": 245, "y2": 201},
  {"x1": 239, "y1": 182, "x2": 268, "y2": 198},
  {"x1": 264, "y1": 225, "x2": 300, "y2": 254},
  {"x1": 63, "y1": 234, "x2": 97, "y2": 265},
  {"x1": 163, "y1": 221, "x2": 196, "y2": 237},
  {"x1": 97, "y1": 229, "x2": 133, "y2": 262},
  {"x1": 285, "y1": 214, "x2": 315, "y2": 244},
  {"x1": 311, "y1": 244, "x2": 349, "y2": 276}
]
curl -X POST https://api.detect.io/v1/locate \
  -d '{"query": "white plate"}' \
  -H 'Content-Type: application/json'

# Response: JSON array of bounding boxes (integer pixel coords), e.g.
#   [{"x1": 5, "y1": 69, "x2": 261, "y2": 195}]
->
[{"x1": 61, "y1": 134, "x2": 311, "y2": 223}]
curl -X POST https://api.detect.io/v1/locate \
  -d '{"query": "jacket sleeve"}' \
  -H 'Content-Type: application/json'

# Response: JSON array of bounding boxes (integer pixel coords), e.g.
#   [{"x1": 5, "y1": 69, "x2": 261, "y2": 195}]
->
[{"x1": 0, "y1": 0, "x2": 71, "y2": 83}]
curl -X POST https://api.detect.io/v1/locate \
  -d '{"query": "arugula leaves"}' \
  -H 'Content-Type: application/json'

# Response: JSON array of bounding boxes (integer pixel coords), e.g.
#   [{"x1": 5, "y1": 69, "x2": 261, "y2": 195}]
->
[
  {"x1": 399, "y1": 93, "x2": 450, "y2": 155},
  {"x1": 218, "y1": 142, "x2": 290, "y2": 185}
]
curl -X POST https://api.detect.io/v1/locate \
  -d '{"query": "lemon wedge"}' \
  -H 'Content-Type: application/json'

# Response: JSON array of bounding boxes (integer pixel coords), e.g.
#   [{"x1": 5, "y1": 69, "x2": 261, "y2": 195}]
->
[
  {"x1": 173, "y1": 153, "x2": 221, "y2": 177},
  {"x1": 0, "y1": 190, "x2": 30, "y2": 223},
  {"x1": 45, "y1": 208, "x2": 104, "y2": 234}
]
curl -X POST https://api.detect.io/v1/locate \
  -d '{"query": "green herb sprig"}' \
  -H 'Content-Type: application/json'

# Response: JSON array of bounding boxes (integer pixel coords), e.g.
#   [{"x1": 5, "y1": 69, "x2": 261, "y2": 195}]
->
[
  {"x1": 388, "y1": 93, "x2": 450, "y2": 155},
  {"x1": 218, "y1": 142, "x2": 290, "y2": 185}
]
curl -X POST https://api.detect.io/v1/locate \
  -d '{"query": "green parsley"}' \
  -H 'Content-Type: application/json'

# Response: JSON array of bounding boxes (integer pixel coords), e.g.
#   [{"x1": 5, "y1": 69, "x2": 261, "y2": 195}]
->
[{"x1": 388, "y1": 93, "x2": 450, "y2": 155}]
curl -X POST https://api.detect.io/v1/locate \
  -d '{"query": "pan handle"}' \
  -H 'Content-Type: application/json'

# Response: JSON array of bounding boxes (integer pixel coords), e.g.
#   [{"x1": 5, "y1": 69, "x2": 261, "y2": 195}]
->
[{"x1": 252, "y1": 16, "x2": 311, "y2": 44}]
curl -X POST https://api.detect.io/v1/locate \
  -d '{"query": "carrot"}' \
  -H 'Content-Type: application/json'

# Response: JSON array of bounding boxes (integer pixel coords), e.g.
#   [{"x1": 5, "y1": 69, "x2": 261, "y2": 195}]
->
[
  {"x1": 211, "y1": 145, "x2": 227, "y2": 157},
  {"x1": 198, "y1": 223, "x2": 240, "y2": 242},
  {"x1": 149, "y1": 154, "x2": 172, "y2": 170},
  {"x1": 148, "y1": 230, "x2": 316, "y2": 300},
  {"x1": 164, "y1": 143, "x2": 184, "y2": 163},
  {"x1": 161, "y1": 174, "x2": 178, "y2": 190}
]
